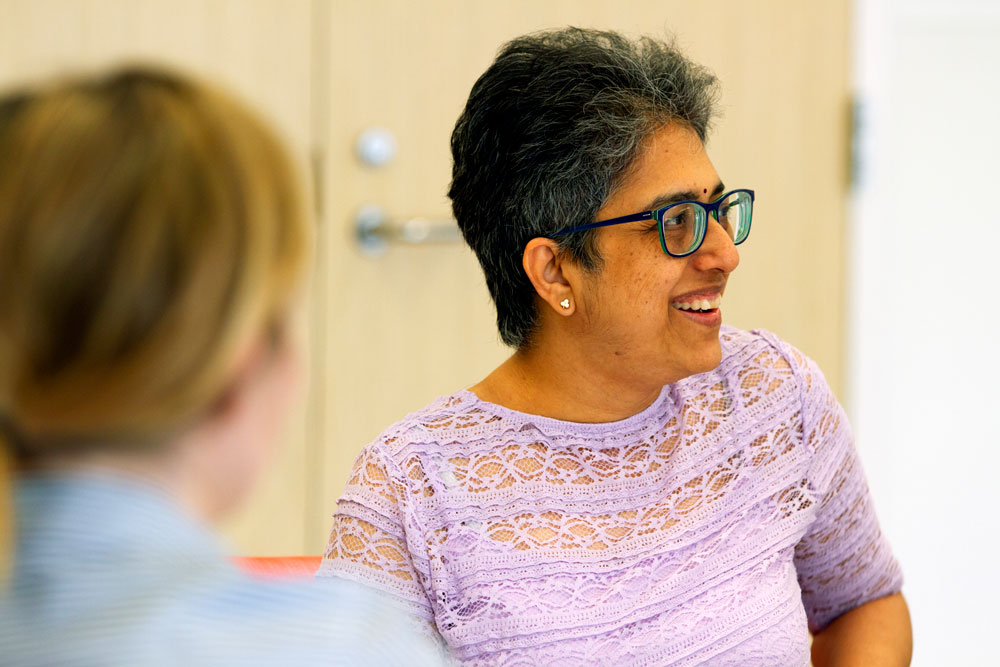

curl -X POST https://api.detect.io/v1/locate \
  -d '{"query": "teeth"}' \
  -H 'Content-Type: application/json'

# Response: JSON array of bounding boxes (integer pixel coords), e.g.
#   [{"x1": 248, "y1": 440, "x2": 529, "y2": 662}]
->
[{"x1": 672, "y1": 296, "x2": 722, "y2": 312}]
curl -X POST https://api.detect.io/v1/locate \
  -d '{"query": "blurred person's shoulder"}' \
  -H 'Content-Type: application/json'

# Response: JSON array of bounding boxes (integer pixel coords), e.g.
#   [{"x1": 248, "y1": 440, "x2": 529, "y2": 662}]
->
[
  {"x1": 0, "y1": 475, "x2": 446, "y2": 666},
  {"x1": 0, "y1": 574, "x2": 445, "y2": 666},
  {"x1": 189, "y1": 574, "x2": 447, "y2": 666}
]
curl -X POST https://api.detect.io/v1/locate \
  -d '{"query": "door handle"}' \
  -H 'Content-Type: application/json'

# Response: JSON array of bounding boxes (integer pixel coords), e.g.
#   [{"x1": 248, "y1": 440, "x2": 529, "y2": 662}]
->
[{"x1": 354, "y1": 204, "x2": 462, "y2": 257}]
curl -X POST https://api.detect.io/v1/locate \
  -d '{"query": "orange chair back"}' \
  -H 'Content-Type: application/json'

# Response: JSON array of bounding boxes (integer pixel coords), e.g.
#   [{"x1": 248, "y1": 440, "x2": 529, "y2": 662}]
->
[{"x1": 232, "y1": 555, "x2": 322, "y2": 579}]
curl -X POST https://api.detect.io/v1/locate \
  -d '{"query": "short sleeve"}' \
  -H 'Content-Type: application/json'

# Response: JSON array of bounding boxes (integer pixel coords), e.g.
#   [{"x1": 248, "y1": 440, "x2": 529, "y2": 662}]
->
[
  {"x1": 782, "y1": 342, "x2": 903, "y2": 632},
  {"x1": 318, "y1": 443, "x2": 435, "y2": 623}
]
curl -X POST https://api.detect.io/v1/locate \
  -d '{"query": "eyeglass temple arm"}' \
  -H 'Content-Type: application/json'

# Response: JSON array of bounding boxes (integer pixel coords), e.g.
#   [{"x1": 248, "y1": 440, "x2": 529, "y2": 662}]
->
[{"x1": 553, "y1": 210, "x2": 654, "y2": 236}]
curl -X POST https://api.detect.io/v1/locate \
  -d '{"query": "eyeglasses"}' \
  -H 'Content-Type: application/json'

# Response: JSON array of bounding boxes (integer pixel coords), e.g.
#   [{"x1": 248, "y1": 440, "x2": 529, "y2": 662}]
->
[{"x1": 553, "y1": 188, "x2": 754, "y2": 257}]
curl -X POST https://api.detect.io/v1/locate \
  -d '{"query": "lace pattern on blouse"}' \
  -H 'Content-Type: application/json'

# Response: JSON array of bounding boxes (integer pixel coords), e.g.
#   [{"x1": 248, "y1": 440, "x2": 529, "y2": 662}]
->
[{"x1": 319, "y1": 327, "x2": 902, "y2": 665}]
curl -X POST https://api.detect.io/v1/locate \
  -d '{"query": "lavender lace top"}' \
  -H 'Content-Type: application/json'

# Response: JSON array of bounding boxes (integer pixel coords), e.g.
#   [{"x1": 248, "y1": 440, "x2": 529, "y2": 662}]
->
[{"x1": 318, "y1": 327, "x2": 902, "y2": 665}]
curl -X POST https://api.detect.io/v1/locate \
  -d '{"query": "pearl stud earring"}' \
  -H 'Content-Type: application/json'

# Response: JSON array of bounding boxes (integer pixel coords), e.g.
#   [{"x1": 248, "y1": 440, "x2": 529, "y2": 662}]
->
[{"x1": 560, "y1": 298, "x2": 571, "y2": 309}]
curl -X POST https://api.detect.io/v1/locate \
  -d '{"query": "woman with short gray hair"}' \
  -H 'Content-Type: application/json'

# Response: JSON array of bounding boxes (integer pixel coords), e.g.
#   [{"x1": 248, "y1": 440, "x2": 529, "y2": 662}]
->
[{"x1": 320, "y1": 28, "x2": 911, "y2": 665}]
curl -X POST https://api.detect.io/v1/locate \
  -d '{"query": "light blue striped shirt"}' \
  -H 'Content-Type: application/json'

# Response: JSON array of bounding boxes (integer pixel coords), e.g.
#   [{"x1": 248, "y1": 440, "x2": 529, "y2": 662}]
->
[{"x1": 0, "y1": 473, "x2": 447, "y2": 666}]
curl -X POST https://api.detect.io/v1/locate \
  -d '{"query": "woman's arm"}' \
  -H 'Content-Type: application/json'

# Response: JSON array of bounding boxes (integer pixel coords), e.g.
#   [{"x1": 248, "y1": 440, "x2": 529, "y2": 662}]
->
[
  {"x1": 811, "y1": 592, "x2": 912, "y2": 667},
  {"x1": 775, "y1": 338, "x2": 907, "y2": 657},
  {"x1": 318, "y1": 444, "x2": 438, "y2": 626}
]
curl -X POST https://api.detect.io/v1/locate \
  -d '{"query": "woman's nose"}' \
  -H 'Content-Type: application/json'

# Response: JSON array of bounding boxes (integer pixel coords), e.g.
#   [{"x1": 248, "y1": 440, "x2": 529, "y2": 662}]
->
[{"x1": 692, "y1": 218, "x2": 740, "y2": 274}]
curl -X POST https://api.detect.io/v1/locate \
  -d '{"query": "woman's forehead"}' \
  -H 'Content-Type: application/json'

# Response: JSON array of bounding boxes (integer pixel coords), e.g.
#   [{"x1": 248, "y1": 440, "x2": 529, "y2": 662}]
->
[{"x1": 600, "y1": 125, "x2": 721, "y2": 218}]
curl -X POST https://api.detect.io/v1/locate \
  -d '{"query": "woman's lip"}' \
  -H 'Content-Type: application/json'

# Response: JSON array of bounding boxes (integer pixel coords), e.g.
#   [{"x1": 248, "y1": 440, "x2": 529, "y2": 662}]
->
[
  {"x1": 676, "y1": 308, "x2": 722, "y2": 326},
  {"x1": 672, "y1": 288, "x2": 723, "y2": 301}
]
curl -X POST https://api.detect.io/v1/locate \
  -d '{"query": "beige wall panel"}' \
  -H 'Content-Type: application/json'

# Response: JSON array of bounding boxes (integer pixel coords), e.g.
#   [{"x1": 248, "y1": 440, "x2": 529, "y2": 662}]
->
[
  {"x1": 314, "y1": 0, "x2": 850, "y2": 553},
  {"x1": 0, "y1": 0, "x2": 312, "y2": 150},
  {"x1": 0, "y1": 0, "x2": 315, "y2": 555}
]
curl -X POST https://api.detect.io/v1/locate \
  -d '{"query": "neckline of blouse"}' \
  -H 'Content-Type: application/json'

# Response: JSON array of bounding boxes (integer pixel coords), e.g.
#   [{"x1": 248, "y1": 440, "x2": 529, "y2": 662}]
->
[{"x1": 453, "y1": 382, "x2": 677, "y2": 437}]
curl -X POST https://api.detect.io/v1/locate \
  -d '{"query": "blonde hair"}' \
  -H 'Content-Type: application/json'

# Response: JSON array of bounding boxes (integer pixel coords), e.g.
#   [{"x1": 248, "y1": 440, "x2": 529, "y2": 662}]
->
[{"x1": 0, "y1": 67, "x2": 310, "y2": 567}]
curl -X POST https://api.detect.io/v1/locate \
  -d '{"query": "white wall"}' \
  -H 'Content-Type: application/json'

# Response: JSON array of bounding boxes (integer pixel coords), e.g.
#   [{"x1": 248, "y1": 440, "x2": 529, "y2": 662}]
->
[{"x1": 850, "y1": 0, "x2": 1000, "y2": 662}]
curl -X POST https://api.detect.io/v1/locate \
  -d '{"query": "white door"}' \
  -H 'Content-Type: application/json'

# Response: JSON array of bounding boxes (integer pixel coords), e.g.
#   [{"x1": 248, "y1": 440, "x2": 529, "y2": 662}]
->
[{"x1": 850, "y1": 1, "x2": 1000, "y2": 663}]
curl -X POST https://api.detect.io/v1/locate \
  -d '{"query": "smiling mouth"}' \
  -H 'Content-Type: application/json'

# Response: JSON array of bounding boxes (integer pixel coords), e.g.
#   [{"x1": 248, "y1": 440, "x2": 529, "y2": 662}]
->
[{"x1": 671, "y1": 295, "x2": 722, "y2": 312}]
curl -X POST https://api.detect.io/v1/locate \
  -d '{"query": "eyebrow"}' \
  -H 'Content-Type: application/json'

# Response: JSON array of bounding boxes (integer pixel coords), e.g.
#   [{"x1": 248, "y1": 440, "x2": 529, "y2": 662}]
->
[{"x1": 641, "y1": 181, "x2": 725, "y2": 211}]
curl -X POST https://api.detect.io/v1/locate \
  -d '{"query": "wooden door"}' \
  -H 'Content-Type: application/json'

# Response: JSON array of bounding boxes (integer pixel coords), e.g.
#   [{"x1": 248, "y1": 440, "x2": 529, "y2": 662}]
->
[{"x1": 311, "y1": 0, "x2": 851, "y2": 553}]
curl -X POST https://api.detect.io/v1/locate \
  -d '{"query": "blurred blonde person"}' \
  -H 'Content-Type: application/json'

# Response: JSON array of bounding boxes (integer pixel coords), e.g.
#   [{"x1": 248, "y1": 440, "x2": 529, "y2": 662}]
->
[{"x1": 0, "y1": 67, "x2": 443, "y2": 666}]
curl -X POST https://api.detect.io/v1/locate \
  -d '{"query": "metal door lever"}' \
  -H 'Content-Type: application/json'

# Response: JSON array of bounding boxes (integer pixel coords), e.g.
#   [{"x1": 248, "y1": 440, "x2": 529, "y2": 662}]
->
[{"x1": 355, "y1": 204, "x2": 462, "y2": 257}]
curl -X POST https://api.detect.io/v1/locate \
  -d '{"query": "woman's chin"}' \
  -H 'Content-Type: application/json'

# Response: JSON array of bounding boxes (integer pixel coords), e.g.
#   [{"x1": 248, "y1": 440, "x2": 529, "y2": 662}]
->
[{"x1": 685, "y1": 344, "x2": 723, "y2": 378}]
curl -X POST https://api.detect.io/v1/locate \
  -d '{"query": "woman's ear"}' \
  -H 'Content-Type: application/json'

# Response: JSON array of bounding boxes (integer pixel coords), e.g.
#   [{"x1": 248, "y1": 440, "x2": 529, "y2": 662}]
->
[{"x1": 522, "y1": 237, "x2": 578, "y2": 316}]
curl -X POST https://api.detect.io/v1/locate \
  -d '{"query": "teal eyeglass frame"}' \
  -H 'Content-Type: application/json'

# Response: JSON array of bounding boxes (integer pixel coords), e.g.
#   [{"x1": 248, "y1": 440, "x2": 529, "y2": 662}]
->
[{"x1": 552, "y1": 188, "x2": 754, "y2": 257}]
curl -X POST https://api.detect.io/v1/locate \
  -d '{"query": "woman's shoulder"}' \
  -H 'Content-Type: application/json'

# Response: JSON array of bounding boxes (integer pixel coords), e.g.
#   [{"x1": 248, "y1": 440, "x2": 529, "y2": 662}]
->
[
  {"x1": 364, "y1": 390, "x2": 501, "y2": 462},
  {"x1": 714, "y1": 325, "x2": 833, "y2": 411},
  {"x1": 718, "y1": 325, "x2": 814, "y2": 376}
]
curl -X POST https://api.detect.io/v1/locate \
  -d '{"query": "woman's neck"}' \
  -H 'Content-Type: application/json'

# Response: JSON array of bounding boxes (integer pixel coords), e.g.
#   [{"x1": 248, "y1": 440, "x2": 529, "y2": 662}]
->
[
  {"x1": 14, "y1": 441, "x2": 228, "y2": 524},
  {"x1": 18, "y1": 447, "x2": 183, "y2": 495},
  {"x1": 469, "y1": 337, "x2": 667, "y2": 424}
]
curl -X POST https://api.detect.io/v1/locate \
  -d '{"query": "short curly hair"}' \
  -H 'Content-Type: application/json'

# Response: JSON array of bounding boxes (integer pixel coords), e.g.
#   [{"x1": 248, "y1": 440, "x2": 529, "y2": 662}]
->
[{"x1": 449, "y1": 27, "x2": 719, "y2": 348}]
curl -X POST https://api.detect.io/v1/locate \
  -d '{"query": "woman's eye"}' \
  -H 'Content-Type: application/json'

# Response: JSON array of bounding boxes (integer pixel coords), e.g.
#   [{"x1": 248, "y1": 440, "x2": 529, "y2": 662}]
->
[{"x1": 662, "y1": 209, "x2": 691, "y2": 229}]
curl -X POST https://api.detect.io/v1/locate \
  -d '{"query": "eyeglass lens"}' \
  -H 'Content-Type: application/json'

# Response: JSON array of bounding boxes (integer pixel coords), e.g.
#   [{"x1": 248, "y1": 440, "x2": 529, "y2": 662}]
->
[{"x1": 656, "y1": 190, "x2": 752, "y2": 256}]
